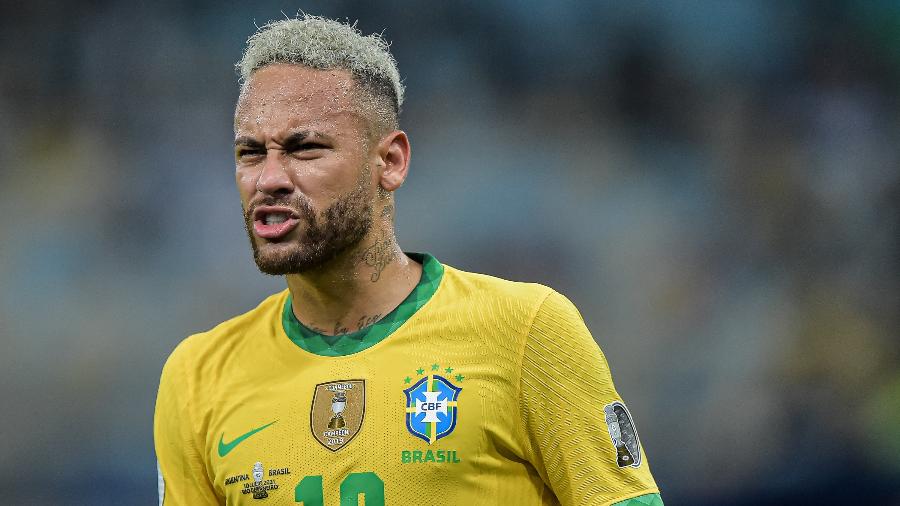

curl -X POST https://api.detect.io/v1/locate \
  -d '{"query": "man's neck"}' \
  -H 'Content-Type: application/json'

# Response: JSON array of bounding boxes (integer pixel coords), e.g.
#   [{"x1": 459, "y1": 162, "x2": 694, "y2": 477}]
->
[{"x1": 285, "y1": 232, "x2": 423, "y2": 336}]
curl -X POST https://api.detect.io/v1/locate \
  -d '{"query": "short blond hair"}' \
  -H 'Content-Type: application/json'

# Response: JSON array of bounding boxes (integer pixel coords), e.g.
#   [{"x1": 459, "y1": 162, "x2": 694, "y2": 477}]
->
[{"x1": 237, "y1": 15, "x2": 404, "y2": 134}]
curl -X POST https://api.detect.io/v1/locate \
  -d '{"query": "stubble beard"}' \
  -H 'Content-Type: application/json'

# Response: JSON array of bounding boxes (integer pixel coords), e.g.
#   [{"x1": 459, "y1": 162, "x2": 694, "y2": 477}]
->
[{"x1": 242, "y1": 183, "x2": 374, "y2": 276}]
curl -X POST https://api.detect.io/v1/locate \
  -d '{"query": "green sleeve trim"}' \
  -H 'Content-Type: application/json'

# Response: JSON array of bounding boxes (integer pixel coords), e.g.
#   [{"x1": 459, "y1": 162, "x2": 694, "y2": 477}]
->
[
  {"x1": 612, "y1": 493, "x2": 664, "y2": 506},
  {"x1": 282, "y1": 252, "x2": 443, "y2": 356}
]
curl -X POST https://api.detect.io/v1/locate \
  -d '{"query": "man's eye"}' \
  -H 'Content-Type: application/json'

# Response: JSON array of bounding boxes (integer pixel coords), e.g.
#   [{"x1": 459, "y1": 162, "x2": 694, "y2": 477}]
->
[
  {"x1": 293, "y1": 143, "x2": 327, "y2": 151},
  {"x1": 236, "y1": 148, "x2": 264, "y2": 158}
]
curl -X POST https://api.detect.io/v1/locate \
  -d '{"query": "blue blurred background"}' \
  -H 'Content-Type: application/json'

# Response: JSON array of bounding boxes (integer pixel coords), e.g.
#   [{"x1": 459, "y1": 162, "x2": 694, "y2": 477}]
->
[{"x1": 2, "y1": 1, "x2": 899, "y2": 504}]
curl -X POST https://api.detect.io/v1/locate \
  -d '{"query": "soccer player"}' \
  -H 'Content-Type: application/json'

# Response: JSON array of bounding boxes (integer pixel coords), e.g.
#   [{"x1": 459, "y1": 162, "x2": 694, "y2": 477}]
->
[{"x1": 154, "y1": 15, "x2": 663, "y2": 506}]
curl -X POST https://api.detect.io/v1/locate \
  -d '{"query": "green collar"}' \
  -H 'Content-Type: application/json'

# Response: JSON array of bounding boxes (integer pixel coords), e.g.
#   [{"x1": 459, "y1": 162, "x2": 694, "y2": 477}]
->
[{"x1": 282, "y1": 253, "x2": 444, "y2": 357}]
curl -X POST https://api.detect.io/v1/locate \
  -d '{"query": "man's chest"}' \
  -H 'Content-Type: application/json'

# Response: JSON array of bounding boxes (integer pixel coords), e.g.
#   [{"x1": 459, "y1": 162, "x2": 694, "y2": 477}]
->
[{"x1": 204, "y1": 347, "x2": 523, "y2": 505}]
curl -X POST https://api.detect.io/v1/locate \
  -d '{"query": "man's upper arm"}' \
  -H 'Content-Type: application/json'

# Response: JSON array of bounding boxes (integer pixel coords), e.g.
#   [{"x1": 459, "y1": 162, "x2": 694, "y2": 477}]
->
[
  {"x1": 154, "y1": 341, "x2": 220, "y2": 505},
  {"x1": 518, "y1": 290, "x2": 662, "y2": 505}
]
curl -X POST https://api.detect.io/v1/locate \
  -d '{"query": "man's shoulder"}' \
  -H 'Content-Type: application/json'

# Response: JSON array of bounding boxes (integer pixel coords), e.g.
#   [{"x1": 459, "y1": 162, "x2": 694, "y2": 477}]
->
[
  {"x1": 443, "y1": 263, "x2": 553, "y2": 300},
  {"x1": 439, "y1": 262, "x2": 557, "y2": 318},
  {"x1": 440, "y1": 262, "x2": 589, "y2": 339},
  {"x1": 164, "y1": 289, "x2": 289, "y2": 369}
]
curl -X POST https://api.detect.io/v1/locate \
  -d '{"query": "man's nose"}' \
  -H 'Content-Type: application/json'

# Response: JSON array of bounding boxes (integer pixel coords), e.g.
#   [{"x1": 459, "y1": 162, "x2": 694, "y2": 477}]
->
[{"x1": 255, "y1": 151, "x2": 294, "y2": 194}]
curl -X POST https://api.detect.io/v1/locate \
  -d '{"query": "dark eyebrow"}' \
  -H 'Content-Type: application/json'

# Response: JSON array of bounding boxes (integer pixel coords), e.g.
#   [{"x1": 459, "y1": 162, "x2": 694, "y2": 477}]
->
[
  {"x1": 233, "y1": 131, "x2": 335, "y2": 149},
  {"x1": 234, "y1": 136, "x2": 264, "y2": 148},
  {"x1": 280, "y1": 130, "x2": 334, "y2": 149}
]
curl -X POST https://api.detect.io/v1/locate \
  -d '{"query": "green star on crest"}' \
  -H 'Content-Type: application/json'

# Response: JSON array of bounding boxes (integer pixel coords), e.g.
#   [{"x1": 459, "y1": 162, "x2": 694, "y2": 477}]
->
[
  {"x1": 404, "y1": 376, "x2": 411, "y2": 384},
  {"x1": 445, "y1": 367, "x2": 453, "y2": 374},
  {"x1": 431, "y1": 363, "x2": 440, "y2": 371},
  {"x1": 455, "y1": 374, "x2": 464, "y2": 382},
  {"x1": 416, "y1": 367, "x2": 425, "y2": 375}
]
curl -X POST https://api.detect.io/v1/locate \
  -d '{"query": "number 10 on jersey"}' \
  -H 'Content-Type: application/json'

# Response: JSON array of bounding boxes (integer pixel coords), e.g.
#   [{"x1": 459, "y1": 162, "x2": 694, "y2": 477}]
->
[{"x1": 295, "y1": 472, "x2": 384, "y2": 505}]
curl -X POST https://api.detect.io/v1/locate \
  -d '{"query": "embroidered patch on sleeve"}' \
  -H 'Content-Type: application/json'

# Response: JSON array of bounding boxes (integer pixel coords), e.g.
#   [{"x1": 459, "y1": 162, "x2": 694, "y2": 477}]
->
[
  {"x1": 604, "y1": 401, "x2": 642, "y2": 468},
  {"x1": 157, "y1": 459, "x2": 165, "y2": 506}
]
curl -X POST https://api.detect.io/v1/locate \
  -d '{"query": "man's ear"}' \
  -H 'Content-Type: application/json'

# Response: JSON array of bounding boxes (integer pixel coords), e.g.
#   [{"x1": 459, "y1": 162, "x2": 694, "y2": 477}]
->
[{"x1": 375, "y1": 130, "x2": 411, "y2": 192}]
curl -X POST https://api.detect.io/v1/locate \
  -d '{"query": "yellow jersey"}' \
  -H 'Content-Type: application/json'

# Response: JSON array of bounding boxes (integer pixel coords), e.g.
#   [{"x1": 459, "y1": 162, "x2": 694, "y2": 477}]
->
[{"x1": 154, "y1": 253, "x2": 661, "y2": 505}]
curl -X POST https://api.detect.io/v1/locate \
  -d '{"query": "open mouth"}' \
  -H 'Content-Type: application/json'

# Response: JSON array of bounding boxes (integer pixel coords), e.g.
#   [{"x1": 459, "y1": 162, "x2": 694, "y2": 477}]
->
[{"x1": 252, "y1": 206, "x2": 301, "y2": 240}]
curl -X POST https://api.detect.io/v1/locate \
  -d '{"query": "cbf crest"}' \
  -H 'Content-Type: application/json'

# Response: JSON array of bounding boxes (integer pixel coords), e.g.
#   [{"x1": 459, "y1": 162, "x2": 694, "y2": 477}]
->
[
  {"x1": 404, "y1": 371, "x2": 462, "y2": 444},
  {"x1": 310, "y1": 380, "x2": 365, "y2": 451}
]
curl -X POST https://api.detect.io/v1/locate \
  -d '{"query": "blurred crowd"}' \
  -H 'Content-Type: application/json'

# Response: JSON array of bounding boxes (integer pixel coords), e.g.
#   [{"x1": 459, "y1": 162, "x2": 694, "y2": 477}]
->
[{"x1": 1, "y1": 1, "x2": 898, "y2": 504}]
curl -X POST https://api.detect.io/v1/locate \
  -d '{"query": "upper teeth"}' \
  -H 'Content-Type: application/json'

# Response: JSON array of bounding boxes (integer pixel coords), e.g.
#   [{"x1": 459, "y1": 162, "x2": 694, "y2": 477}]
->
[{"x1": 264, "y1": 213, "x2": 288, "y2": 225}]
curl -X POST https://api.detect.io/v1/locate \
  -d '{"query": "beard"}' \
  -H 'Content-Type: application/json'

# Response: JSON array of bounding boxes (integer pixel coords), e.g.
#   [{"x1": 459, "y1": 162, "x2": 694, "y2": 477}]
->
[{"x1": 242, "y1": 182, "x2": 374, "y2": 276}]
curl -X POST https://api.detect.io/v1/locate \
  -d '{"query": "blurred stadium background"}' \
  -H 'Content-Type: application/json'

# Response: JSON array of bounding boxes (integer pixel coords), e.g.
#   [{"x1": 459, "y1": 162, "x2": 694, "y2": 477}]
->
[{"x1": 1, "y1": 1, "x2": 898, "y2": 504}]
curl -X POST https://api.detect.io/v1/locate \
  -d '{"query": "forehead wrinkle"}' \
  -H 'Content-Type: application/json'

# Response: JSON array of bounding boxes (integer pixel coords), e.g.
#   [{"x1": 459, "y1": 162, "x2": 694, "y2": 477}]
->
[
  {"x1": 234, "y1": 110, "x2": 368, "y2": 144},
  {"x1": 234, "y1": 94, "x2": 359, "y2": 136},
  {"x1": 234, "y1": 65, "x2": 372, "y2": 135}
]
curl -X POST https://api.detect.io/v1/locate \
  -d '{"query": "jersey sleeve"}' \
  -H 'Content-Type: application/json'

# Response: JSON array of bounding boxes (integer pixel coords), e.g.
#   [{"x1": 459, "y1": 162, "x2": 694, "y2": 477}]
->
[
  {"x1": 518, "y1": 290, "x2": 661, "y2": 505},
  {"x1": 154, "y1": 341, "x2": 221, "y2": 505}
]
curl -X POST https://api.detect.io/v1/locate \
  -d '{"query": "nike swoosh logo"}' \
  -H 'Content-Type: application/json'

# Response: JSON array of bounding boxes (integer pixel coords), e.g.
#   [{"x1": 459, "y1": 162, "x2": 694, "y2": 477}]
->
[{"x1": 218, "y1": 421, "x2": 277, "y2": 458}]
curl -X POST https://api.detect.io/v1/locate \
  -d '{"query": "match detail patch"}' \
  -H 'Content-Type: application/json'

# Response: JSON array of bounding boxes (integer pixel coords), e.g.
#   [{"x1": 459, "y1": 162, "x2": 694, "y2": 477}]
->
[
  {"x1": 157, "y1": 460, "x2": 165, "y2": 506},
  {"x1": 604, "y1": 401, "x2": 642, "y2": 468}
]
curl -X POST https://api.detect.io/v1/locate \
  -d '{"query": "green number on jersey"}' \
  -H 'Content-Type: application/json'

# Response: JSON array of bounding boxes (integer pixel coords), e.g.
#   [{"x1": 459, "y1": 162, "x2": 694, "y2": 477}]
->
[
  {"x1": 295, "y1": 475, "x2": 324, "y2": 506},
  {"x1": 340, "y1": 472, "x2": 384, "y2": 505},
  {"x1": 295, "y1": 472, "x2": 384, "y2": 506}
]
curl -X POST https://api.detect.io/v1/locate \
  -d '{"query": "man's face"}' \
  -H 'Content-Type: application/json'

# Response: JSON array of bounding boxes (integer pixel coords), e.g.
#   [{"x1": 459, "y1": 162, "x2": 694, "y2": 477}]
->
[{"x1": 234, "y1": 64, "x2": 378, "y2": 275}]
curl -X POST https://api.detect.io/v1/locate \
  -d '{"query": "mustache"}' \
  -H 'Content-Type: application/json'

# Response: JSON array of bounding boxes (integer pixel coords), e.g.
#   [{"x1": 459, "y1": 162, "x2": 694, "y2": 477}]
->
[{"x1": 244, "y1": 195, "x2": 316, "y2": 221}]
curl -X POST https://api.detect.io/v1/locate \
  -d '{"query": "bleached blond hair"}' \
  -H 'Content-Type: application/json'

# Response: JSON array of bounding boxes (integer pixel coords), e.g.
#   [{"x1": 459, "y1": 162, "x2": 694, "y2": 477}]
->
[{"x1": 237, "y1": 15, "x2": 404, "y2": 135}]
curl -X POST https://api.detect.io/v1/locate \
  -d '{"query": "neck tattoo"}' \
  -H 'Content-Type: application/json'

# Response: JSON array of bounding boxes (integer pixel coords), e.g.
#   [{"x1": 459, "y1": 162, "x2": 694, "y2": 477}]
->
[{"x1": 359, "y1": 231, "x2": 396, "y2": 282}]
